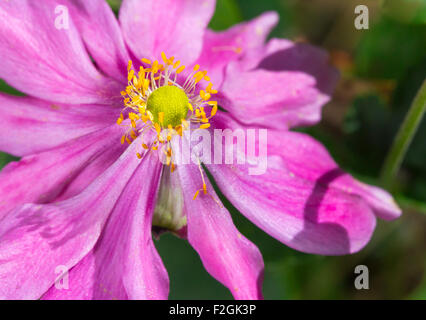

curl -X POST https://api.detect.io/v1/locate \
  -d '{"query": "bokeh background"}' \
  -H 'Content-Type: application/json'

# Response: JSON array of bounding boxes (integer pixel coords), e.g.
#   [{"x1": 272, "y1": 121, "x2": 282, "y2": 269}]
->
[{"x1": 1, "y1": 0, "x2": 425, "y2": 299}]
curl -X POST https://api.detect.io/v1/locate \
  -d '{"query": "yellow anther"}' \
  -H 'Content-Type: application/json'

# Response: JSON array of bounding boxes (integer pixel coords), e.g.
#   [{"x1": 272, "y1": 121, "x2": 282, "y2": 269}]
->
[
  {"x1": 176, "y1": 65, "x2": 186, "y2": 74},
  {"x1": 193, "y1": 190, "x2": 200, "y2": 200},
  {"x1": 203, "y1": 183, "x2": 207, "y2": 194},
  {"x1": 116, "y1": 114, "x2": 124, "y2": 125},
  {"x1": 127, "y1": 69, "x2": 134, "y2": 81},
  {"x1": 158, "y1": 112, "x2": 164, "y2": 125},
  {"x1": 211, "y1": 104, "x2": 218, "y2": 117},
  {"x1": 152, "y1": 60, "x2": 159, "y2": 73},
  {"x1": 121, "y1": 54, "x2": 218, "y2": 164},
  {"x1": 176, "y1": 125, "x2": 183, "y2": 136},
  {"x1": 161, "y1": 52, "x2": 168, "y2": 64},
  {"x1": 206, "y1": 83, "x2": 213, "y2": 92}
]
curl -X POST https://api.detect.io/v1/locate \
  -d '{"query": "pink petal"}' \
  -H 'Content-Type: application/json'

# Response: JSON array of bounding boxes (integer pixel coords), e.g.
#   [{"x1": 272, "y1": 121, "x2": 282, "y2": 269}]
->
[
  {"x1": 196, "y1": 12, "x2": 278, "y2": 87},
  {"x1": 206, "y1": 113, "x2": 377, "y2": 255},
  {"x1": 219, "y1": 39, "x2": 339, "y2": 129},
  {"x1": 267, "y1": 130, "x2": 402, "y2": 220},
  {"x1": 0, "y1": 0, "x2": 121, "y2": 104},
  {"x1": 175, "y1": 143, "x2": 264, "y2": 299},
  {"x1": 119, "y1": 0, "x2": 215, "y2": 65},
  {"x1": 0, "y1": 125, "x2": 125, "y2": 221},
  {"x1": 0, "y1": 138, "x2": 143, "y2": 299},
  {"x1": 0, "y1": 93, "x2": 119, "y2": 156},
  {"x1": 43, "y1": 153, "x2": 168, "y2": 300},
  {"x1": 63, "y1": 0, "x2": 131, "y2": 83}
]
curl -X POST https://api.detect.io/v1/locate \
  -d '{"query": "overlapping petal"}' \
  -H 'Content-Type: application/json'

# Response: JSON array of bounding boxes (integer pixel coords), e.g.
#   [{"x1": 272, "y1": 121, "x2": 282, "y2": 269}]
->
[
  {"x1": 219, "y1": 39, "x2": 339, "y2": 129},
  {"x1": 0, "y1": 125, "x2": 124, "y2": 221},
  {"x1": 175, "y1": 139, "x2": 264, "y2": 299},
  {"x1": 119, "y1": 0, "x2": 216, "y2": 64},
  {"x1": 0, "y1": 93, "x2": 119, "y2": 156},
  {"x1": 205, "y1": 113, "x2": 377, "y2": 255},
  {"x1": 0, "y1": 139, "x2": 142, "y2": 299},
  {"x1": 0, "y1": 0, "x2": 121, "y2": 104},
  {"x1": 63, "y1": 0, "x2": 131, "y2": 83},
  {"x1": 43, "y1": 153, "x2": 168, "y2": 300},
  {"x1": 266, "y1": 131, "x2": 401, "y2": 220},
  {"x1": 195, "y1": 12, "x2": 278, "y2": 87}
]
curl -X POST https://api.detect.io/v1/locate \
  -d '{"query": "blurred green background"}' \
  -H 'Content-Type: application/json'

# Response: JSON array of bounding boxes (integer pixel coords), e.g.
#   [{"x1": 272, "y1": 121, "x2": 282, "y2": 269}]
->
[{"x1": 2, "y1": 0, "x2": 426, "y2": 299}]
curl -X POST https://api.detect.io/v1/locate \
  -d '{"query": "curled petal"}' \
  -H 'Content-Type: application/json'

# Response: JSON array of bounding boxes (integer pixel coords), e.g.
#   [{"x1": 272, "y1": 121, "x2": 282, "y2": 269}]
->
[
  {"x1": 196, "y1": 11, "x2": 278, "y2": 87},
  {"x1": 267, "y1": 130, "x2": 402, "y2": 220},
  {"x1": 206, "y1": 113, "x2": 377, "y2": 255},
  {"x1": 220, "y1": 39, "x2": 339, "y2": 129}
]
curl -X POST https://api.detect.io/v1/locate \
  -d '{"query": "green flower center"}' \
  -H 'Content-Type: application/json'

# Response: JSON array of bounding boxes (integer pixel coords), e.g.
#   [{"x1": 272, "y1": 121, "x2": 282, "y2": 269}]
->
[{"x1": 146, "y1": 86, "x2": 189, "y2": 127}]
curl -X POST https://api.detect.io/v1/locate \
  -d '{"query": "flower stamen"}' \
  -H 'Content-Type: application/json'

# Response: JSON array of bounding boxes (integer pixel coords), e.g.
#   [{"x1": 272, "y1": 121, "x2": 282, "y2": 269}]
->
[{"x1": 117, "y1": 52, "x2": 219, "y2": 174}]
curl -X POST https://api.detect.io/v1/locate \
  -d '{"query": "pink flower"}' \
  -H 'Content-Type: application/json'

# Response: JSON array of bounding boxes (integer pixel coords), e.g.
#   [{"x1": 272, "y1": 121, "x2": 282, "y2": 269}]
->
[{"x1": 0, "y1": 0, "x2": 401, "y2": 300}]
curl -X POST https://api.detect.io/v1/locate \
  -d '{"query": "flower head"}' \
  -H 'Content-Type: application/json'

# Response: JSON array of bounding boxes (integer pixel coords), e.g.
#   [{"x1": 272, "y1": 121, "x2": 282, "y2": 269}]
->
[{"x1": 0, "y1": 0, "x2": 401, "y2": 300}]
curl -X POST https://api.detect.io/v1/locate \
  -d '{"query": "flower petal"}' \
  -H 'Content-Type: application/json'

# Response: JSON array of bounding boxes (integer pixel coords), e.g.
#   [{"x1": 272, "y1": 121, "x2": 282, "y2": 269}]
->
[
  {"x1": 63, "y1": 0, "x2": 131, "y2": 83},
  {"x1": 266, "y1": 130, "x2": 402, "y2": 220},
  {"x1": 0, "y1": 93, "x2": 119, "y2": 156},
  {"x1": 0, "y1": 125, "x2": 124, "y2": 221},
  {"x1": 196, "y1": 12, "x2": 278, "y2": 87},
  {"x1": 0, "y1": 138, "x2": 143, "y2": 299},
  {"x1": 175, "y1": 140, "x2": 264, "y2": 299},
  {"x1": 43, "y1": 153, "x2": 168, "y2": 300},
  {"x1": 205, "y1": 113, "x2": 377, "y2": 255},
  {"x1": 219, "y1": 39, "x2": 339, "y2": 129},
  {"x1": 119, "y1": 0, "x2": 215, "y2": 64},
  {"x1": 0, "y1": 0, "x2": 121, "y2": 104}
]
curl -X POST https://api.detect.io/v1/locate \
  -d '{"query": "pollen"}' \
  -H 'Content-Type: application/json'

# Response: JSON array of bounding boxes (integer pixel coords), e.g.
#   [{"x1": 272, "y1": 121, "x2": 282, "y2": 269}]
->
[{"x1": 117, "y1": 52, "x2": 219, "y2": 178}]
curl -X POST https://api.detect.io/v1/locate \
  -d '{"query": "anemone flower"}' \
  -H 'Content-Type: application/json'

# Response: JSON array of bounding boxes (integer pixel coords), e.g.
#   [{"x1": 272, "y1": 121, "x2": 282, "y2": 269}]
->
[{"x1": 0, "y1": 0, "x2": 401, "y2": 300}]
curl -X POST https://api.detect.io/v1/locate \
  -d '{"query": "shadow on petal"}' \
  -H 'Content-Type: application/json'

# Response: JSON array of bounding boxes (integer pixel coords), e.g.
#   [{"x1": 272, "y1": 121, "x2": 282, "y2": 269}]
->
[{"x1": 292, "y1": 168, "x2": 351, "y2": 254}]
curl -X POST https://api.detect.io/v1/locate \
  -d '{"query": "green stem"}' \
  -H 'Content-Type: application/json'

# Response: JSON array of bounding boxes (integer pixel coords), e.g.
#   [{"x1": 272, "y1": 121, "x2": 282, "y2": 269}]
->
[{"x1": 381, "y1": 79, "x2": 426, "y2": 188}]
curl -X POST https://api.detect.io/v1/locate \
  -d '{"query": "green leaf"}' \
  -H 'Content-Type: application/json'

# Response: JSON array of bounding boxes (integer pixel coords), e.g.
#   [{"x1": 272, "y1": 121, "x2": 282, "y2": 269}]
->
[
  {"x1": 209, "y1": 0, "x2": 243, "y2": 31},
  {"x1": 383, "y1": 0, "x2": 426, "y2": 25},
  {"x1": 0, "y1": 152, "x2": 18, "y2": 171},
  {"x1": 106, "y1": 0, "x2": 122, "y2": 14},
  {"x1": 0, "y1": 79, "x2": 24, "y2": 96},
  {"x1": 355, "y1": 17, "x2": 426, "y2": 79}
]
